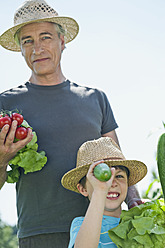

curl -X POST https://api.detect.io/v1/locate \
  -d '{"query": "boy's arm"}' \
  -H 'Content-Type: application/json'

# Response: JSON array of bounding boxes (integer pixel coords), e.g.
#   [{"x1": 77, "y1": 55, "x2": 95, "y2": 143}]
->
[
  {"x1": 74, "y1": 190, "x2": 106, "y2": 248},
  {"x1": 74, "y1": 162, "x2": 116, "y2": 248}
]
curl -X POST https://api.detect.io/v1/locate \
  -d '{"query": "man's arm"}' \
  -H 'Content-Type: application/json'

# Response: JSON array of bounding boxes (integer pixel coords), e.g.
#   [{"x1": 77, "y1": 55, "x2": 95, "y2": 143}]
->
[
  {"x1": 102, "y1": 130, "x2": 120, "y2": 147},
  {"x1": 0, "y1": 165, "x2": 7, "y2": 189},
  {"x1": 0, "y1": 121, "x2": 33, "y2": 190}
]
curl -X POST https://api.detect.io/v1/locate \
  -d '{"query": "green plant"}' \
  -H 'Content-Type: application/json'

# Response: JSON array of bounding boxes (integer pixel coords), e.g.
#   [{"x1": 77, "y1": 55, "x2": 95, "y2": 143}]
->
[
  {"x1": 0, "y1": 218, "x2": 18, "y2": 248},
  {"x1": 142, "y1": 171, "x2": 163, "y2": 200}
]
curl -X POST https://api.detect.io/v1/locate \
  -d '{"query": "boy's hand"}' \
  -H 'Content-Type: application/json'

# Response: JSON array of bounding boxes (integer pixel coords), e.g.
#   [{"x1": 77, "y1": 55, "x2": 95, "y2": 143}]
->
[{"x1": 86, "y1": 160, "x2": 116, "y2": 194}]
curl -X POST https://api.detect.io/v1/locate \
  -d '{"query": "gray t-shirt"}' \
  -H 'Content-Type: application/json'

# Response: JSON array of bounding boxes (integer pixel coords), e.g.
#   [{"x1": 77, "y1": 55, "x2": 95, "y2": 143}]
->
[{"x1": 0, "y1": 80, "x2": 118, "y2": 238}]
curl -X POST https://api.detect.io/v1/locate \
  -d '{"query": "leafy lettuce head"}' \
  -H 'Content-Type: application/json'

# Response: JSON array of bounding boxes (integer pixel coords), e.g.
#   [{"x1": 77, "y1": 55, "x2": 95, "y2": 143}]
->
[{"x1": 108, "y1": 199, "x2": 165, "y2": 248}]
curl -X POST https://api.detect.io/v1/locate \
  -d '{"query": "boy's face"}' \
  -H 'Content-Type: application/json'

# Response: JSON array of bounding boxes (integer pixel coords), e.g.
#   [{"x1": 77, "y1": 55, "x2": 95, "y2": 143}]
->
[{"x1": 85, "y1": 168, "x2": 128, "y2": 217}]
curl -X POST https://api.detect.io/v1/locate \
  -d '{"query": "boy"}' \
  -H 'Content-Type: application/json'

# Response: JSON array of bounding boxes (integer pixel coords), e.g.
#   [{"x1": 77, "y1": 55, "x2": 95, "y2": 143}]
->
[{"x1": 61, "y1": 137, "x2": 147, "y2": 248}]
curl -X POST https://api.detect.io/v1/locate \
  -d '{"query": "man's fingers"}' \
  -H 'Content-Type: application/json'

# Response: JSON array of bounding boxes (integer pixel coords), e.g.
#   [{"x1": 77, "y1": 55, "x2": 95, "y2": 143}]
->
[
  {"x1": 10, "y1": 127, "x2": 33, "y2": 152},
  {"x1": 0, "y1": 124, "x2": 10, "y2": 146},
  {"x1": 5, "y1": 120, "x2": 18, "y2": 147},
  {"x1": 1, "y1": 121, "x2": 33, "y2": 151}
]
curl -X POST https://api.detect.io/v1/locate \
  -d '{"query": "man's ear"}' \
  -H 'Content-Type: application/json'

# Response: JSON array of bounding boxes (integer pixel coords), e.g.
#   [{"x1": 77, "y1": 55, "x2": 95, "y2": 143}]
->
[
  {"x1": 21, "y1": 47, "x2": 25, "y2": 57},
  {"x1": 60, "y1": 35, "x2": 65, "y2": 52},
  {"x1": 77, "y1": 184, "x2": 88, "y2": 197}
]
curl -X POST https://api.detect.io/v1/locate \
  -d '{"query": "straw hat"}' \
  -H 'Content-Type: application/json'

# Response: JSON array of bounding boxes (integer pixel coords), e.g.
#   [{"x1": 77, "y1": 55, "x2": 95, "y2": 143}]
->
[
  {"x1": 0, "y1": 0, "x2": 79, "y2": 52},
  {"x1": 61, "y1": 137, "x2": 147, "y2": 193}
]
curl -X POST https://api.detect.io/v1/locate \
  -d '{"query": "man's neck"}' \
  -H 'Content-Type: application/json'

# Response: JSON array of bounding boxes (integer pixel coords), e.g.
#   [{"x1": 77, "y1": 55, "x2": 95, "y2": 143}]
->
[{"x1": 29, "y1": 72, "x2": 66, "y2": 86}]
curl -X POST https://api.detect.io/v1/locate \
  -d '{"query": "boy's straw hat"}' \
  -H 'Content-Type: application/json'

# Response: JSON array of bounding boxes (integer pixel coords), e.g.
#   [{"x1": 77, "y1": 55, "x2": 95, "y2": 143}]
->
[
  {"x1": 0, "y1": 0, "x2": 79, "y2": 52},
  {"x1": 61, "y1": 137, "x2": 147, "y2": 193}
]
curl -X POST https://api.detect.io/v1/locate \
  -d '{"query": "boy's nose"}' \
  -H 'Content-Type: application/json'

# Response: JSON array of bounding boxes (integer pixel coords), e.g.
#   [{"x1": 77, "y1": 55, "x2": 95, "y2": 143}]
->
[{"x1": 111, "y1": 179, "x2": 118, "y2": 187}]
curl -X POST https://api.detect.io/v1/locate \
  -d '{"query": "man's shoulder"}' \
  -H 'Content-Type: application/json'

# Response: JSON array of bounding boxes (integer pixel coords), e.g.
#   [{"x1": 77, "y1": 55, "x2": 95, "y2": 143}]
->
[
  {"x1": 0, "y1": 83, "x2": 28, "y2": 97},
  {"x1": 69, "y1": 81, "x2": 104, "y2": 95}
]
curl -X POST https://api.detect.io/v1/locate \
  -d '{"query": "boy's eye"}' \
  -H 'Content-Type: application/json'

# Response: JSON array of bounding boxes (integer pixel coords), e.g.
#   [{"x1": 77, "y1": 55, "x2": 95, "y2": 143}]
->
[{"x1": 116, "y1": 174, "x2": 124, "y2": 179}]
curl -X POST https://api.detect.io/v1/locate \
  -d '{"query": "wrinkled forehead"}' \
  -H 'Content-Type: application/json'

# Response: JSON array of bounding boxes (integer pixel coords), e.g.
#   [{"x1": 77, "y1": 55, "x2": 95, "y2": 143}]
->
[{"x1": 19, "y1": 22, "x2": 57, "y2": 36}]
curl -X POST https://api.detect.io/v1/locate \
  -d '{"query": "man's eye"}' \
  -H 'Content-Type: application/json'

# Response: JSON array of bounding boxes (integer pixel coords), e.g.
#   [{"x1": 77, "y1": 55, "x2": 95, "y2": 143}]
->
[
  {"x1": 42, "y1": 36, "x2": 51, "y2": 40},
  {"x1": 22, "y1": 39, "x2": 33, "y2": 45}
]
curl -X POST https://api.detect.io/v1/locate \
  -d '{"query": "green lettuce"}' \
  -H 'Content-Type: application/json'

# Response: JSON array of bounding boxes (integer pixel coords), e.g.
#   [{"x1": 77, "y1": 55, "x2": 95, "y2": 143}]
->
[
  {"x1": 108, "y1": 199, "x2": 165, "y2": 248},
  {"x1": 6, "y1": 123, "x2": 47, "y2": 183}
]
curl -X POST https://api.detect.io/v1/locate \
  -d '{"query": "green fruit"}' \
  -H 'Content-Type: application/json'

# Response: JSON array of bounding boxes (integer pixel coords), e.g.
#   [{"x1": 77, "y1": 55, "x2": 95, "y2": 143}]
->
[
  {"x1": 94, "y1": 163, "x2": 111, "y2": 182},
  {"x1": 157, "y1": 132, "x2": 165, "y2": 201}
]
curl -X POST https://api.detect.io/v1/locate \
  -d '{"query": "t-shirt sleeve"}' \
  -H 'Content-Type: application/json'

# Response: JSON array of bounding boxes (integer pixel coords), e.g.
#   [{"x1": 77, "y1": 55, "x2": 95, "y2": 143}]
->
[
  {"x1": 68, "y1": 217, "x2": 84, "y2": 248},
  {"x1": 96, "y1": 90, "x2": 118, "y2": 135},
  {"x1": 0, "y1": 95, "x2": 4, "y2": 111}
]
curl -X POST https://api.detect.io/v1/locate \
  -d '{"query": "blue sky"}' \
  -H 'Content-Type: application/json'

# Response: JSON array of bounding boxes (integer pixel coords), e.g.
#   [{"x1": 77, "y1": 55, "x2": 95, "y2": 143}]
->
[{"x1": 0, "y1": 0, "x2": 165, "y2": 225}]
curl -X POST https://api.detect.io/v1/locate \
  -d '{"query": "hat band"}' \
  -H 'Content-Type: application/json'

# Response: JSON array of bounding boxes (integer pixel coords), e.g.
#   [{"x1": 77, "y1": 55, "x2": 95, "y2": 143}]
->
[{"x1": 104, "y1": 157, "x2": 124, "y2": 161}]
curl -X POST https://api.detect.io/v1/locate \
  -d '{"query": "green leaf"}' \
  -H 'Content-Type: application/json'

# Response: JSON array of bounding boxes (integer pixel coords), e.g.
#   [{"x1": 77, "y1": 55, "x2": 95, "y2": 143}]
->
[
  {"x1": 6, "y1": 121, "x2": 47, "y2": 183},
  {"x1": 18, "y1": 150, "x2": 47, "y2": 174},
  {"x1": 6, "y1": 165, "x2": 20, "y2": 183},
  {"x1": 26, "y1": 131, "x2": 38, "y2": 150},
  {"x1": 127, "y1": 228, "x2": 139, "y2": 240},
  {"x1": 109, "y1": 199, "x2": 165, "y2": 247},
  {"x1": 133, "y1": 233, "x2": 154, "y2": 247},
  {"x1": 9, "y1": 155, "x2": 21, "y2": 166},
  {"x1": 120, "y1": 208, "x2": 142, "y2": 220},
  {"x1": 162, "y1": 121, "x2": 165, "y2": 129},
  {"x1": 109, "y1": 219, "x2": 132, "y2": 241},
  {"x1": 108, "y1": 230, "x2": 123, "y2": 247},
  {"x1": 149, "y1": 225, "x2": 165, "y2": 235},
  {"x1": 21, "y1": 119, "x2": 31, "y2": 128},
  {"x1": 132, "y1": 217, "x2": 154, "y2": 235}
]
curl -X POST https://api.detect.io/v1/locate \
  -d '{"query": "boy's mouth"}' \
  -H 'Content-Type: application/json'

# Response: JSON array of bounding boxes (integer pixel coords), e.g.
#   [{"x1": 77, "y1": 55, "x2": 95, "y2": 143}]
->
[{"x1": 106, "y1": 192, "x2": 120, "y2": 199}]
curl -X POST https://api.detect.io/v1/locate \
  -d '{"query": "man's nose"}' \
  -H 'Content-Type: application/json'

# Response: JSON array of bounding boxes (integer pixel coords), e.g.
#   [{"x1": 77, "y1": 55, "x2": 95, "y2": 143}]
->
[{"x1": 32, "y1": 41, "x2": 44, "y2": 55}]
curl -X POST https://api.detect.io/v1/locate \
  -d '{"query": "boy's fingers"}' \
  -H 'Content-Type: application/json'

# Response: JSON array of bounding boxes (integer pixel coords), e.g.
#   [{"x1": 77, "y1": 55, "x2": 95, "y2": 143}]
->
[
  {"x1": 109, "y1": 167, "x2": 116, "y2": 179},
  {"x1": 89, "y1": 160, "x2": 105, "y2": 173},
  {"x1": 110, "y1": 167, "x2": 116, "y2": 174},
  {"x1": 104, "y1": 167, "x2": 116, "y2": 185}
]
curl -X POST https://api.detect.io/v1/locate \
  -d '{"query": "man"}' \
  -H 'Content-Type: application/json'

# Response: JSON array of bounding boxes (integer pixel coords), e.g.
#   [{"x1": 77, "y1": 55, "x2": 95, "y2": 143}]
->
[{"x1": 0, "y1": 0, "x2": 143, "y2": 247}]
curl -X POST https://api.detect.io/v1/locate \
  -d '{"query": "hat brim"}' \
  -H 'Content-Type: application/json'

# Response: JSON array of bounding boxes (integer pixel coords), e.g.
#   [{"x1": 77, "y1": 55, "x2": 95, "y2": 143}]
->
[
  {"x1": 61, "y1": 160, "x2": 147, "y2": 193},
  {"x1": 0, "y1": 16, "x2": 79, "y2": 52}
]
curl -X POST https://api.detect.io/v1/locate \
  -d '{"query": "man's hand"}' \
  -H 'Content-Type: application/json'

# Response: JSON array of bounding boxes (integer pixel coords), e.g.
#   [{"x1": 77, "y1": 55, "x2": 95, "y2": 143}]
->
[
  {"x1": 0, "y1": 121, "x2": 33, "y2": 188},
  {"x1": 127, "y1": 198, "x2": 145, "y2": 209},
  {"x1": 125, "y1": 185, "x2": 144, "y2": 209}
]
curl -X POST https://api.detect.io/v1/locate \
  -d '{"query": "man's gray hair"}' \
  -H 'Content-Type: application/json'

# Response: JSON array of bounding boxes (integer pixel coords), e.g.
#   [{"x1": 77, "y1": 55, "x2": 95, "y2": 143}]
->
[{"x1": 14, "y1": 22, "x2": 66, "y2": 47}]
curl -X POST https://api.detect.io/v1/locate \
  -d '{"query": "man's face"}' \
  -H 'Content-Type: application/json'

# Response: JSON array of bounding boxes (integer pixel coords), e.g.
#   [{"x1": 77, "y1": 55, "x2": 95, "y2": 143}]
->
[{"x1": 19, "y1": 22, "x2": 65, "y2": 77}]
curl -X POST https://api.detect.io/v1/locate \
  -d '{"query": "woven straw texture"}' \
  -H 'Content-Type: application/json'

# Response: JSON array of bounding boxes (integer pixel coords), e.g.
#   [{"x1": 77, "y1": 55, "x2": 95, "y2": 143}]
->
[
  {"x1": 61, "y1": 137, "x2": 147, "y2": 193},
  {"x1": 0, "y1": 0, "x2": 79, "y2": 52}
]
